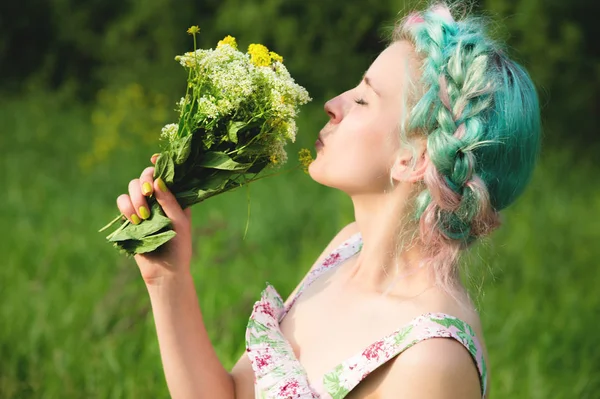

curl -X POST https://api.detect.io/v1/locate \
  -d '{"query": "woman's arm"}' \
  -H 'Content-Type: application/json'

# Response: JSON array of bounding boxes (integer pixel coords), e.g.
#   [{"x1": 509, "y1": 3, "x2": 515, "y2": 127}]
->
[
  {"x1": 116, "y1": 158, "x2": 239, "y2": 399},
  {"x1": 146, "y1": 273, "x2": 236, "y2": 399}
]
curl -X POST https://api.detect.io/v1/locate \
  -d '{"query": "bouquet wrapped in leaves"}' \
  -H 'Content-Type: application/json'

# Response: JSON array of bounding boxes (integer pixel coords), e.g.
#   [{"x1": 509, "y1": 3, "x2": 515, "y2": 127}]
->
[{"x1": 99, "y1": 28, "x2": 311, "y2": 256}]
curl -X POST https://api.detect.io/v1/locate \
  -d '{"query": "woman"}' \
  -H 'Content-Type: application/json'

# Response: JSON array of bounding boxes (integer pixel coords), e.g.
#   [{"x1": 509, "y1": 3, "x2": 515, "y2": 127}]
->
[{"x1": 116, "y1": 3, "x2": 541, "y2": 398}]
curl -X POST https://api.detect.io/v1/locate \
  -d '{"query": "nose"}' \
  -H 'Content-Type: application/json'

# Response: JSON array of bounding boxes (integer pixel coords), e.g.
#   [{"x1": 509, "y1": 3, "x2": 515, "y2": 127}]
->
[{"x1": 324, "y1": 96, "x2": 343, "y2": 124}]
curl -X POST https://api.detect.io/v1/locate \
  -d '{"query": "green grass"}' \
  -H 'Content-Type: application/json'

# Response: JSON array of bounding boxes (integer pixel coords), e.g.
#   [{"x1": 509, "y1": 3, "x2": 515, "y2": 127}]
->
[{"x1": 1, "y1": 92, "x2": 598, "y2": 398}]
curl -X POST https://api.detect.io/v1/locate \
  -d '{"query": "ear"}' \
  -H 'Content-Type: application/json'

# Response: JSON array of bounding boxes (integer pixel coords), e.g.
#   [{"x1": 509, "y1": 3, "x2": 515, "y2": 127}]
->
[{"x1": 391, "y1": 136, "x2": 428, "y2": 183}]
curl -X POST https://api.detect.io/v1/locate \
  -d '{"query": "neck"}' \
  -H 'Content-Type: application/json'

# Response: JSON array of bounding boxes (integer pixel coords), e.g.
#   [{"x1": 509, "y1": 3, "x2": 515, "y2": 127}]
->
[{"x1": 344, "y1": 187, "x2": 438, "y2": 297}]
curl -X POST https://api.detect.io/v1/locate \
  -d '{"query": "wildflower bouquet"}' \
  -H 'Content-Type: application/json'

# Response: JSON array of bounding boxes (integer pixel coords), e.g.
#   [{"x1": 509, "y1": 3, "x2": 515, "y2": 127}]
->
[{"x1": 99, "y1": 28, "x2": 311, "y2": 256}]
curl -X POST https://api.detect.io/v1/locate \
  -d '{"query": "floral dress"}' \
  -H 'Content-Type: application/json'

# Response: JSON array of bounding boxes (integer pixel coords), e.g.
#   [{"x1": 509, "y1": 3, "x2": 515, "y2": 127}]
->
[{"x1": 245, "y1": 232, "x2": 488, "y2": 398}]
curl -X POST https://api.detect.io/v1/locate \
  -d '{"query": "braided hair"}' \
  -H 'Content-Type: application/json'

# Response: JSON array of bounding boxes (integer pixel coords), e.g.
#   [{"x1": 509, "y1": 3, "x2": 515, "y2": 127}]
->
[{"x1": 393, "y1": 4, "x2": 541, "y2": 293}]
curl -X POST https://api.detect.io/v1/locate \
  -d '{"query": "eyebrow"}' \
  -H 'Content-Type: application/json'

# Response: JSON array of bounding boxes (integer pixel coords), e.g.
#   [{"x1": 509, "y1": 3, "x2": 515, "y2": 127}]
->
[{"x1": 362, "y1": 74, "x2": 381, "y2": 96}]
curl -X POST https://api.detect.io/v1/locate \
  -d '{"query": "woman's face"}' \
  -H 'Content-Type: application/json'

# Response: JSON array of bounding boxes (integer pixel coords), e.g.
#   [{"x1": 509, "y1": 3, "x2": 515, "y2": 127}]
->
[{"x1": 309, "y1": 41, "x2": 420, "y2": 195}]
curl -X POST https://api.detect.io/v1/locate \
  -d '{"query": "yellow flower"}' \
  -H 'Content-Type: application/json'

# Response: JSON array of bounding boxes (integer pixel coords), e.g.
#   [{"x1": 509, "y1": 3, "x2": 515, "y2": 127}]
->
[
  {"x1": 187, "y1": 26, "x2": 200, "y2": 35},
  {"x1": 269, "y1": 51, "x2": 283, "y2": 63},
  {"x1": 248, "y1": 43, "x2": 271, "y2": 67},
  {"x1": 270, "y1": 154, "x2": 279, "y2": 164},
  {"x1": 217, "y1": 35, "x2": 238, "y2": 49},
  {"x1": 298, "y1": 148, "x2": 314, "y2": 174}
]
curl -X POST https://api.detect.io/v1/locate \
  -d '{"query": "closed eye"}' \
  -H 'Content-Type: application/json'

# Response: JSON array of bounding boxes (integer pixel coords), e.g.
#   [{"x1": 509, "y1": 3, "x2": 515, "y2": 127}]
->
[{"x1": 354, "y1": 97, "x2": 368, "y2": 105}]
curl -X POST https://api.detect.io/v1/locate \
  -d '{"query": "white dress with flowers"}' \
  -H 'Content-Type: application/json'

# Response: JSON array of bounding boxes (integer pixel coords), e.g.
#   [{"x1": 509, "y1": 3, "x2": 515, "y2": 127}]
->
[{"x1": 245, "y1": 232, "x2": 488, "y2": 398}]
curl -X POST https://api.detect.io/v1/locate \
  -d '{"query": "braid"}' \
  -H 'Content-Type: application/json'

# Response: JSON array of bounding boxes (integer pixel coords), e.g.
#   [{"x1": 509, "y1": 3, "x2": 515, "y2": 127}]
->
[
  {"x1": 398, "y1": 5, "x2": 502, "y2": 246},
  {"x1": 389, "y1": 3, "x2": 541, "y2": 298},
  {"x1": 385, "y1": 0, "x2": 541, "y2": 305}
]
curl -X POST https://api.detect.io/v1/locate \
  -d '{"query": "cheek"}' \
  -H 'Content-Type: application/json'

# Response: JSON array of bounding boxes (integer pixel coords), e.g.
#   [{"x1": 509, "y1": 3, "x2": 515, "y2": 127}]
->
[
  {"x1": 343, "y1": 112, "x2": 397, "y2": 166},
  {"x1": 309, "y1": 117, "x2": 397, "y2": 191}
]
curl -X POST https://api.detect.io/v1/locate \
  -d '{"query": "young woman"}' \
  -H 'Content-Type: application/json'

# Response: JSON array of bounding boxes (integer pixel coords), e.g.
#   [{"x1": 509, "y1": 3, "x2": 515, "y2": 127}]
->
[{"x1": 116, "y1": 3, "x2": 541, "y2": 398}]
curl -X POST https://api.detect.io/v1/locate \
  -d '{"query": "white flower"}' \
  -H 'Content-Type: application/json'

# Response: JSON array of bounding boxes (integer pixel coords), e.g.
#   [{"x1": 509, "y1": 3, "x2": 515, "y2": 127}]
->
[
  {"x1": 285, "y1": 119, "x2": 297, "y2": 142},
  {"x1": 175, "y1": 49, "x2": 210, "y2": 68},
  {"x1": 172, "y1": 40, "x2": 312, "y2": 164},
  {"x1": 269, "y1": 138, "x2": 288, "y2": 165},
  {"x1": 160, "y1": 123, "x2": 179, "y2": 143},
  {"x1": 197, "y1": 96, "x2": 220, "y2": 119},
  {"x1": 176, "y1": 97, "x2": 187, "y2": 112}
]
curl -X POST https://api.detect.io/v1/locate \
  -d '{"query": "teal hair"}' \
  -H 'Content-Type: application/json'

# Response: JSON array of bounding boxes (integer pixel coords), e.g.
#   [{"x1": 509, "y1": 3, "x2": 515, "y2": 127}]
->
[{"x1": 395, "y1": 3, "x2": 542, "y2": 245}]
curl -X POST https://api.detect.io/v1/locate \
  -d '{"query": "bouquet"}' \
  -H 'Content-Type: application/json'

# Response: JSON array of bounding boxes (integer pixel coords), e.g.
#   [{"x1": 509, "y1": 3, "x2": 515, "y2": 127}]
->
[{"x1": 99, "y1": 27, "x2": 311, "y2": 256}]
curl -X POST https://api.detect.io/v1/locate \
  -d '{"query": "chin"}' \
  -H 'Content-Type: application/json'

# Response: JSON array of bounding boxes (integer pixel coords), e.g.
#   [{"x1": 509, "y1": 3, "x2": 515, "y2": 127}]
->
[
  {"x1": 309, "y1": 158, "x2": 388, "y2": 196},
  {"x1": 307, "y1": 158, "x2": 330, "y2": 186},
  {"x1": 308, "y1": 159, "x2": 347, "y2": 191},
  {"x1": 307, "y1": 160, "x2": 322, "y2": 183}
]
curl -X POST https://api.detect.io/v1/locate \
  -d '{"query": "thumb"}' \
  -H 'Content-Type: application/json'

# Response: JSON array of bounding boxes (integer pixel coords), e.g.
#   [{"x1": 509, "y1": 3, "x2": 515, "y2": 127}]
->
[{"x1": 153, "y1": 177, "x2": 188, "y2": 230}]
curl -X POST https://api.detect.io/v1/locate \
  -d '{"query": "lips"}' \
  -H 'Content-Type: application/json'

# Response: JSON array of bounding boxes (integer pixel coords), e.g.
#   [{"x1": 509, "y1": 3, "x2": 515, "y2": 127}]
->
[
  {"x1": 316, "y1": 128, "x2": 330, "y2": 149},
  {"x1": 318, "y1": 132, "x2": 326, "y2": 145},
  {"x1": 315, "y1": 135, "x2": 324, "y2": 149}
]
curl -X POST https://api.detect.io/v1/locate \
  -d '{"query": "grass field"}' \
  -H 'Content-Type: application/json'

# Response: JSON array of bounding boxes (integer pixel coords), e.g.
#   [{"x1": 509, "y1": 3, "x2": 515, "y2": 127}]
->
[{"x1": 1, "y1": 91, "x2": 599, "y2": 398}]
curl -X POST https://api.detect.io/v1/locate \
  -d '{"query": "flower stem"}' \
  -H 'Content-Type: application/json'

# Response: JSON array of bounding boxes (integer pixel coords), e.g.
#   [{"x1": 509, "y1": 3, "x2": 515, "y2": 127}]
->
[{"x1": 98, "y1": 213, "x2": 125, "y2": 233}]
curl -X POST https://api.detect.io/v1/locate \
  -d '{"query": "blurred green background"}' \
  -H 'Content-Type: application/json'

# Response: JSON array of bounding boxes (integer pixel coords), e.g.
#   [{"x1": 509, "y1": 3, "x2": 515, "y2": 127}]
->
[{"x1": 1, "y1": 0, "x2": 599, "y2": 398}]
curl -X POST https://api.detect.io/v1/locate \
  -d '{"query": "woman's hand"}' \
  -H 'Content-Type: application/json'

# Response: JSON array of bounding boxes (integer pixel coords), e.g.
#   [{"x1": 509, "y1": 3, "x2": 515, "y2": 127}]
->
[{"x1": 116, "y1": 154, "x2": 193, "y2": 285}]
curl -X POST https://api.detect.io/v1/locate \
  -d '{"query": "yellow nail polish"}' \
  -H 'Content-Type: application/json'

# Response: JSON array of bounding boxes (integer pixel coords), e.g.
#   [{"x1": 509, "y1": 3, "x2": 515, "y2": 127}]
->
[
  {"x1": 139, "y1": 206, "x2": 150, "y2": 220},
  {"x1": 156, "y1": 177, "x2": 168, "y2": 193},
  {"x1": 131, "y1": 214, "x2": 141, "y2": 225},
  {"x1": 142, "y1": 182, "x2": 153, "y2": 196}
]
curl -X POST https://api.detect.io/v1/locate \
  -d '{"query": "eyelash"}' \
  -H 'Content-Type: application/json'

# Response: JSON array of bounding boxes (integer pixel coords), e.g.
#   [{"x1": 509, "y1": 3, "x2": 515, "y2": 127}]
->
[{"x1": 354, "y1": 97, "x2": 368, "y2": 106}]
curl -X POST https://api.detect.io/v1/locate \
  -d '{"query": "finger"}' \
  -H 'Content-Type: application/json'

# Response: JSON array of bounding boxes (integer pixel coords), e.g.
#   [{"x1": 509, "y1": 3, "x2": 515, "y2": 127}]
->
[
  {"x1": 150, "y1": 153, "x2": 160, "y2": 165},
  {"x1": 153, "y1": 177, "x2": 188, "y2": 231},
  {"x1": 116, "y1": 194, "x2": 141, "y2": 225},
  {"x1": 128, "y1": 179, "x2": 150, "y2": 221},
  {"x1": 139, "y1": 166, "x2": 156, "y2": 197}
]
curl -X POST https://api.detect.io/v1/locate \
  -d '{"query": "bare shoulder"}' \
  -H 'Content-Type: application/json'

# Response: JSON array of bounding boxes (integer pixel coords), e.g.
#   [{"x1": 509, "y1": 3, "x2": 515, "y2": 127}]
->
[{"x1": 377, "y1": 337, "x2": 482, "y2": 399}]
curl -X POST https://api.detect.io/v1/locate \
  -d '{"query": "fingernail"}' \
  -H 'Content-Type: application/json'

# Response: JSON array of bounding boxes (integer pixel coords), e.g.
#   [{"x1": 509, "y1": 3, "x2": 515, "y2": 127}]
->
[
  {"x1": 151, "y1": 153, "x2": 160, "y2": 162},
  {"x1": 156, "y1": 177, "x2": 168, "y2": 193},
  {"x1": 139, "y1": 206, "x2": 150, "y2": 220},
  {"x1": 131, "y1": 214, "x2": 141, "y2": 225},
  {"x1": 142, "y1": 182, "x2": 153, "y2": 196}
]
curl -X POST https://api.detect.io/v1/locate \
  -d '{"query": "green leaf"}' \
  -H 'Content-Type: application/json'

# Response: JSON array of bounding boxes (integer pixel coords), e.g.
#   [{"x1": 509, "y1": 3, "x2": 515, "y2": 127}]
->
[
  {"x1": 198, "y1": 151, "x2": 251, "y2": 171},
  {"x1": 174, "y1": 134, "x2": 193, "y2": 165},
  {"x1": 199, "y1": 172, "x2": 234, "y2": 190},
  {"x1": 176, "y1": 189, "x2": 216, "y2": 206},
  {"x1": 117, "y1": 230, "x2": 177, "y2": 255},
  {"x1": 107, "y1": 203, "x2": 172, "y2": 242},
  {"x1": 177, "y1": 99, "x2": 193, "y2": 137},
  {"x1": 154, "y1": 152, "x2": 176, "y2": 184},
  {"x1": 227, "y1": 121, "x2": 246, "y2": 144},
  {"x1": 175, "y1": 181, "x2": 232, "y2": 207}
]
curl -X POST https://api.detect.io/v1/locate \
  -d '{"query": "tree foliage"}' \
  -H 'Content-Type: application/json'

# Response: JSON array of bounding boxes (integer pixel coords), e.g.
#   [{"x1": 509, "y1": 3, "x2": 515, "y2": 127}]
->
[{"x1": 0, "y1": 0, "x2": 597, "y2": 146}]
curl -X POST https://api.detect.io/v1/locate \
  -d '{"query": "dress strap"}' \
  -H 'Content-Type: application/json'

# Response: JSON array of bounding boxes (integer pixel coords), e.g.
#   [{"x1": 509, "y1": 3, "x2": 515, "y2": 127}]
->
[
  {"x1": 246, "y1": 285, "x2": 320, "y2": 398},
  {"x1": 282, "y1": 232, "x2": 363, "y2": 318},
  {"x1": 320, "y1": 312, "x2": 488, "y2": 399}
]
